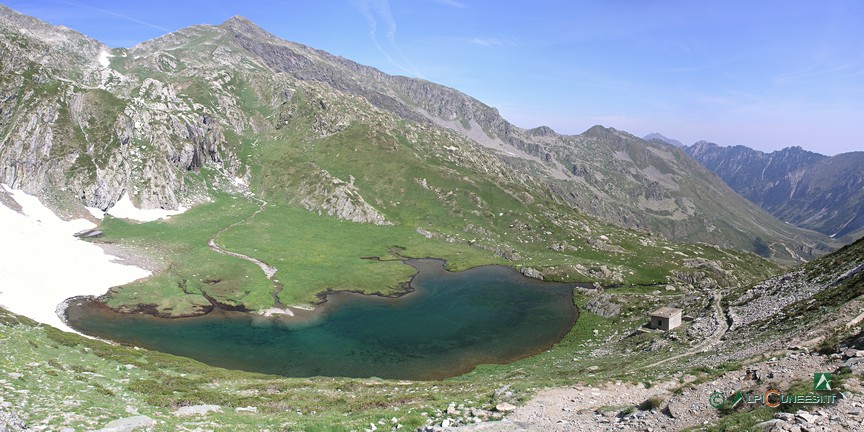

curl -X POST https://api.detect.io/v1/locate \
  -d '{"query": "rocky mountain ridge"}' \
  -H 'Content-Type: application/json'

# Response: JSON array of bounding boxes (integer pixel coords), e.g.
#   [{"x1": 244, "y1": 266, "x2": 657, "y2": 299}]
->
[
  {"x1": 0, "y1": 5, "x2": 839, "y2": 261},
  {"x1": 204, "y1": 16, "x2": 839, "y2": 261},
  {"x1": 0, "y1": 4, "x2": 240, "y2": 212},
  {"x1": 686, "y1": 141, "x2": 864, "y2": 241}
]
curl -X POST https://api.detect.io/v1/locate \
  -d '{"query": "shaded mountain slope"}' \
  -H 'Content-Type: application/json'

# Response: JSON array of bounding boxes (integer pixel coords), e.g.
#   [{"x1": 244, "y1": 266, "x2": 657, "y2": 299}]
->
[{"x1": 687, "y1": 141, "x2": 864, "y2": 241}]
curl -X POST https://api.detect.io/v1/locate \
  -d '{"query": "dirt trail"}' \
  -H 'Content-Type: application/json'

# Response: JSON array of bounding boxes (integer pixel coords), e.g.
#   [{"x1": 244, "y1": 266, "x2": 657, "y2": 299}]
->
[
  {"x1": 205, "y1": 179, "x2": 283, "y2": 307},
  {"x1": 452, "y1": 352, "x2": 861, "y2": 431},
  {"x1": 639, "y1": 292, "x2": 729, "y2": 370}
]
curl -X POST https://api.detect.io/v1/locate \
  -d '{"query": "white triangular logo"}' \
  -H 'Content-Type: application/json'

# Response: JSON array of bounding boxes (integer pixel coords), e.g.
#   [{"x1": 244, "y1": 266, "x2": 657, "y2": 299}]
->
[{"x1": 816, "y1": 373, "x2": 832, "y2": 390}]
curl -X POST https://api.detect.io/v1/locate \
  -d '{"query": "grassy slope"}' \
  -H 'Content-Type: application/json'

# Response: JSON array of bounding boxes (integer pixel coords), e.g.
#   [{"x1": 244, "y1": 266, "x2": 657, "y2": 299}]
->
[
  {"x1": 83, "y1": 75, "x2": 779, "y2": 315},
  {"x1": 96, "y1": 192, "x2": 274, "y2": 315}
]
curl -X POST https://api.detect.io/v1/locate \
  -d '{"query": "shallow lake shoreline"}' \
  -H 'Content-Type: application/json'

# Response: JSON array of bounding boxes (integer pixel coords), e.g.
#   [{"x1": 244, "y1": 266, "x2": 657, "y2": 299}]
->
[{"x1": 63, "y1": 259, "x2": 581, "y2": 380}]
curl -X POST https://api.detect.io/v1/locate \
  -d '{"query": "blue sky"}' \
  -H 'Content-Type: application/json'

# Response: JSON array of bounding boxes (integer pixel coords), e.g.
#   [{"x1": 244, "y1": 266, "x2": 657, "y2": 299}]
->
[{"x1": 5, "y1": 0, "x2": 863, "y2": 155}]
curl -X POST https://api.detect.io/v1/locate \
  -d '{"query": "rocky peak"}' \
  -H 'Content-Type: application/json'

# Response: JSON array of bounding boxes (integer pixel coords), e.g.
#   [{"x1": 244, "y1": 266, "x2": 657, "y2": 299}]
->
[
  {"x1": 219, "y1": 15, "x2": 274, "y2": 41},
  {"x1": 687, "y1": 140, "x2": 719, "y2": 151},
  {"x1": 0, "y1": 4, "x2": 105, "y2": 74},
  {"x1": 222, "y1": 15, "x2": 257, "y2": 27},
  {"x1": 528, "y1": 125, "x2": 557, "y2": 137},
  {"x1": 582, "y1": 125, "x2": 616, "y2": 138},
  {"x1": 770, "y1": 145, "x2": 825, "y2": 163},
  {"x1": 643, "y1": 132, "x2": 684, "y2": 148}
]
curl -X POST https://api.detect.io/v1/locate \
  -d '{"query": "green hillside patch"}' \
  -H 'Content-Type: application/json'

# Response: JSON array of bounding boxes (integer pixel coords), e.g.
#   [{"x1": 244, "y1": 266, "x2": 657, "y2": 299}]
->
[
  {"x1": 94, "y1": 190, "x2": 510, "y2": 314},
  {"x1": 95, "y1": 188, "x2": 778, "y2": 315},
  {"x1": 96, "y1": 194, "x2": 275, "y2": 316},
  {"x1": 216, "y1": 202, "x2": 506, "y2": 306}
]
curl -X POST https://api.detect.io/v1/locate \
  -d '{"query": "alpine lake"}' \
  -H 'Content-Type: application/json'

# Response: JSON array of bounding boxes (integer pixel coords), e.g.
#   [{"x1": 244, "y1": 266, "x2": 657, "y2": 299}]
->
[{"x1": 65, "y1": 259, "x2": 579, "y2": 380}]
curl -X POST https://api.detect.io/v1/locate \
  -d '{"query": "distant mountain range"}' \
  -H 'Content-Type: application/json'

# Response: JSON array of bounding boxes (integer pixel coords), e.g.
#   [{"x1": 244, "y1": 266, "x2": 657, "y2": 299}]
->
[{"x1": 684, "y1": 142, "x2": 864, "y2": 241}]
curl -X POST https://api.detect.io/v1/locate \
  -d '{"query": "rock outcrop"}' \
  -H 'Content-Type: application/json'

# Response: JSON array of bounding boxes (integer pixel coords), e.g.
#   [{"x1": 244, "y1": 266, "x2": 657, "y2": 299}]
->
[
  {"x1": 294, "y1": 170, "x2": 391, "y2": 225},
  {"x1": 519, "y1": 267, "x2": 543, "y2": 280}
]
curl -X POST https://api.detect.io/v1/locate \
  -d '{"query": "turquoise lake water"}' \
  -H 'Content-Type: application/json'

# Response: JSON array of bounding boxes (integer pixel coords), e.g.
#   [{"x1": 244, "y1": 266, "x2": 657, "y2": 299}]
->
[{"x1": 65, "y1": 259, "x2": 578, "y2": 380}]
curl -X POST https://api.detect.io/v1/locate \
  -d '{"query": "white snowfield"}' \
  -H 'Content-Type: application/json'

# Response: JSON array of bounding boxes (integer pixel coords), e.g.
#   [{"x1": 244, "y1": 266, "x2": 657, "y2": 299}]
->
[
  {"x1": 92, "y1": 193, "x2": 188, "y2": 222},
  {"x1": 0, "y1": 184, "x2": 153, "y2": 333},
  {"x1": 97, "y1": 49, "x2": 112, "y2": 68}
]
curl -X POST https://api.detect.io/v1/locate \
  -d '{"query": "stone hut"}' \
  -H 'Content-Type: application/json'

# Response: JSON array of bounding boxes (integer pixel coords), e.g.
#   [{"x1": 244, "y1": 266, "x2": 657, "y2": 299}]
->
[{"x1": 649, "y1": 307, "x2": 682, "y2": 331}]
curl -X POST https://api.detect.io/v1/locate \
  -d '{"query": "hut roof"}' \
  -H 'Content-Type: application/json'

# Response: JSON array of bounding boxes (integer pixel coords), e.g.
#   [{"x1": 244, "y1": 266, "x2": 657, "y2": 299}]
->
[{"x1": 650, "y1": 307, "x2": 682, "y2": 318}]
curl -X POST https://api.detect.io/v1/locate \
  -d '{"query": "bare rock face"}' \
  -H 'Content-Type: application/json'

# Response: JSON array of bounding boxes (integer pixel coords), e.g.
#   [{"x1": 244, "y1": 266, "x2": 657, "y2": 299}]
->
[
  {"x1": 174, "y1": 404, "x2": 222, "y2": 417},
  {"x1": 0, "y1": 408, "x2": 27, "y2": 431},
  {"x1": 495, "y1": 402, "x2": 517, "y2": 412},
  {"x1": 520, "y1": 267, "x2": 543, "y2": 280},
  {"x1": 584, "y1": 296, "x2": 621, "y2": 318},
  {"x1": 93, "y1": 415, "x2": 155, "y2": 432},
  {"x1": 0, "y1": 7, "x2": 261, "y2": 215},
  {"x1": 294, "y1": 170, "x2": 391, "y2": 225}
]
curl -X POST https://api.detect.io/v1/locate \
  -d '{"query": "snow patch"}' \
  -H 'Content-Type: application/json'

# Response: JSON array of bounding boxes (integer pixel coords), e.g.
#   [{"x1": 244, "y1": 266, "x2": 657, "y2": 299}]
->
[
  {"x1": 260, "y1": 307, "x2": 294, "y2": 317},
  {"x1": 106, "y1": 193, "x2": 187, "y2": 222},
  {"x1": 98, "y1": 49, "x2": 113, "y2": 68},
  {"x1": 0, "y1": 184, "x2": 151, "y2": 333},
  {"x1": 85, "y1": 206, "x2": 105, "y2": 220}
]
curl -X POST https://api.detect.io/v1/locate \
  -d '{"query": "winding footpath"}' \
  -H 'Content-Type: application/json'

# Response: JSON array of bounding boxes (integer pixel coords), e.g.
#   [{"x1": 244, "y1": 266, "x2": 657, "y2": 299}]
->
[
  {"x1": 639, "y1": 292, "x2": 729, "y2": 370},
  {"x1": 205, "y1": 184, "x2": 284, "y2": 308}
]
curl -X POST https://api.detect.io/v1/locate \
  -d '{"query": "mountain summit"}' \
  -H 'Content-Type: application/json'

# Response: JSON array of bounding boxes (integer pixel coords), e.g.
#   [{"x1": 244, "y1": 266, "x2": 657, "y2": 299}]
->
[{"x1": 643, "y1": 132, "x2": 684, "y2": 148}]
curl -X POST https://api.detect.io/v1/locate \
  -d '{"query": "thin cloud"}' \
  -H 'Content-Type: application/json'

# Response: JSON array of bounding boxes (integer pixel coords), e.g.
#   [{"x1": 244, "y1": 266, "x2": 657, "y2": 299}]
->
[
  {"x1": 471, "y1": 37, "x2": 501, "y2": 47},
  {"x1": 663, "y1": 53, "x2": 752, "y2": 74},
  {"x1": 437, "y1": 0, "x2": 467, "y2": 8},
  {"x1": 352, "y1": 0, "x2": 424, "y2": 78},
  {"x1": 773, "y1": 64, "x2": 859, "y2": 85},
  {"x1": 54, "y1": 0, "x2": 169, "y2": 32}
]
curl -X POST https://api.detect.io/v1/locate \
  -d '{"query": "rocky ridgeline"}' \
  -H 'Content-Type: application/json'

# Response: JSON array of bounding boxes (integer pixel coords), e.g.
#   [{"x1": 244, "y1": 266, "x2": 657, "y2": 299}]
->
[
  {"x1": 0, "y1": 5, "x2": 839, "y2": 259},
  {"x1": 686, "y1": 141, "x2": 864, "y2": 240}
]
